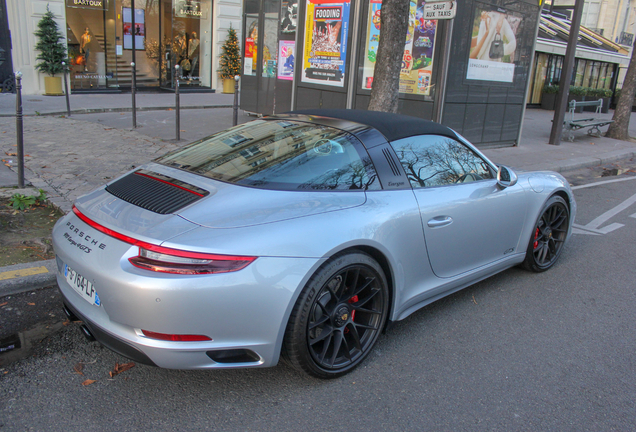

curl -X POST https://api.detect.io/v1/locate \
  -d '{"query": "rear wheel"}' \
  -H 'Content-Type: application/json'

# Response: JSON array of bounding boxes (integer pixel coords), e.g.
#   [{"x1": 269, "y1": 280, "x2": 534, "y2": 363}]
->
[
  {"x1": 523, "y1": 195, "x2": 569, "y2": 272},
  {"x1": 283, "y1": 252, "x2": 389, "y2": 379}
]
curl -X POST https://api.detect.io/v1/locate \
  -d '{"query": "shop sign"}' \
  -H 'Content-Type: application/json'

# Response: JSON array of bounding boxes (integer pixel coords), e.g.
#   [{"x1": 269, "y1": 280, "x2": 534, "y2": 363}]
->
[
  {"x1": 66, "y1": 0, "x2": 108, "y2": 10},
  {"x1": 174, "y1": 0, "x2": 204, "y2": 18},
  {"x1": 423, "y1": 1, "x2": 456, "y2": 20}
]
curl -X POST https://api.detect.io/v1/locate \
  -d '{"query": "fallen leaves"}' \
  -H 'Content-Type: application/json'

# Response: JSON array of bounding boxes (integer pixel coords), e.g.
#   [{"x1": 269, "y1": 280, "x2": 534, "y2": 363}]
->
[
  {"x1": 109, "y1": 362, "x2": 135, "y2": 378},
  {"x1": 0, "y1": 302, "x2": 7, "y2": 307},
  {"x1": 27, "y1": 302, "x2": 35, "y2": 306},
  {"x1": 74, "y1": 360, "x2": 135, "y2": 386}
]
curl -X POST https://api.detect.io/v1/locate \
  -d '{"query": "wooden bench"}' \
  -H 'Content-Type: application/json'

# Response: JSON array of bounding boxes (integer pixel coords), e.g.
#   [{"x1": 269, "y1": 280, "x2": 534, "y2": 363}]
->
[{"x1": 562, "y1": 99, "x2": 613, "y2": 142}]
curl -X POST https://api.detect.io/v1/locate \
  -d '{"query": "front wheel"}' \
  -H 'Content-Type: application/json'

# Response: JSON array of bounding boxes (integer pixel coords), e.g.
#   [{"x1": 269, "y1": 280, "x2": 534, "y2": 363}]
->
[
  {"x1": 283, "y1": 252, "x2": 389, "y2": 379},
  {"x1": 522, "y1": 195, "x2": 570, "y2": 272}
]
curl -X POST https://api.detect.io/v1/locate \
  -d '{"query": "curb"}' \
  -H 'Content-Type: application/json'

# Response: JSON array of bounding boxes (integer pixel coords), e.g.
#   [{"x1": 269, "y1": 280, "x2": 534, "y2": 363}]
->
[
  {"x1": 0, "y1": 104, "x2": 233, "y2": 118},
  {"x1": 0, "y1": 259, "x2": 57, "y2": 298}
]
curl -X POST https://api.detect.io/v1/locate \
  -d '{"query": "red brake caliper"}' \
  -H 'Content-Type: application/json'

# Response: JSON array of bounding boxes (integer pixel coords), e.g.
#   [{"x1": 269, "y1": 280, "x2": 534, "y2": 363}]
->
[
  {"x1": 533, "y1": 227, "x2": 540, "y2": 249},
  {"x1": 348, "y1": 295, "x2": 358, "y2": 322}
]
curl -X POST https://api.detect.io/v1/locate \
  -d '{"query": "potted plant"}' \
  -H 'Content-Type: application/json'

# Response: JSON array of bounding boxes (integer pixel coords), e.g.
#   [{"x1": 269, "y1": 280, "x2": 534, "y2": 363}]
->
[
  {"x1": 540, "y1": 84, "x2": 559, "y2": 110},
  {"x1": 218, "y1": 25, "x2": 240, "y2": 94},
  {"x1": 34, "y1": 6, "x2": 67, "y2": 96}
]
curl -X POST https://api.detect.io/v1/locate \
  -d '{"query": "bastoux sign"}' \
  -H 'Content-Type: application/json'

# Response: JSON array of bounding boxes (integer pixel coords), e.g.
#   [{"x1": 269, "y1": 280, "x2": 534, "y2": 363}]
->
[{"x1": 66, "y1": 0, "x2": 108, "y2": 10}]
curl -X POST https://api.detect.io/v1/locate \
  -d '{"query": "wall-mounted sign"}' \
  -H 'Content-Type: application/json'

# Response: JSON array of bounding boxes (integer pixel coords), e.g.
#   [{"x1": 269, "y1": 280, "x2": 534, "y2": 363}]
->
[
  {"x1": 301, "y1": 0, "x2": 350, "y2": 87},
  {"x1": 66, "y1": 0, "x2": 108, "y2": 10},
  {"x1": 423, "y1": 1, "x2": 456, "y2": 20},
  {"x1": 174, "y1": 0, "x2": 204, "y2": 18}
]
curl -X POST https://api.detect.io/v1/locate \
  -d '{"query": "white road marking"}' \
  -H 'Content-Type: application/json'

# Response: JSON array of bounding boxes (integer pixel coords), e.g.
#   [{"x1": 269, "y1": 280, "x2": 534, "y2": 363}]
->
[
  {"x1": 631, "y1": 213, "x2": 636, "y2": 219},
  {"x1": 585, "y1": 192, "x2": 636, "y2": 229},
  {"x1": 571, "y1": 175, "x2": 636, "y2": 190}
]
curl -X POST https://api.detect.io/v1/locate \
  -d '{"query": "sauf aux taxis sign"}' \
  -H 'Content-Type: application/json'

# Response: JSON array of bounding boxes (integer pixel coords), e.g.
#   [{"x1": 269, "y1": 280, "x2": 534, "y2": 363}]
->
[
  {"x1": 66, "y1": 0, "x2": 108, "y2": 10},
  {"x1": 423, "y1": 0, "x2": 456, "y2": 19}
]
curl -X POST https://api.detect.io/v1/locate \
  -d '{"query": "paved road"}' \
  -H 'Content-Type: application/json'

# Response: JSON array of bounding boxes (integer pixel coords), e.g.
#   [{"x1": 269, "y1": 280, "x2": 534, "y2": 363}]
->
[{"x1": 1, "y1": 167, "x2": 635, "y2": 431}]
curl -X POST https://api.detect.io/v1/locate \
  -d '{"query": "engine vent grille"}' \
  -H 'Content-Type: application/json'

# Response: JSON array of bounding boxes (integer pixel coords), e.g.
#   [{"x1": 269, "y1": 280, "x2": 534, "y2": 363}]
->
[
  {"x1": 106, "y1": 170, "x2": 208, "y2": 214},
  {"x1": 382, "y1": 148, "x2": 401, "y2": 176}
]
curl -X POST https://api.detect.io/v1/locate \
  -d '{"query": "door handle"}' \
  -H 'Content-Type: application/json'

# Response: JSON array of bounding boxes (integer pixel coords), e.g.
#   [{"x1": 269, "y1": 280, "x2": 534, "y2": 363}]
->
[{"x1": 427, "y1": 216, "x2": 453, "y2": 228}]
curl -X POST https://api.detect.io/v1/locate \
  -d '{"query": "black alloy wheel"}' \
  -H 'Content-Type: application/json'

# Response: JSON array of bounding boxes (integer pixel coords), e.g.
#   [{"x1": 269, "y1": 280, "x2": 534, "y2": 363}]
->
[
  {"x1": 284, "y1": 252, "x2": 389, "y2": 378},
  {"x1": 523, "y1": 195, "x2": 569, "y2": 272}
]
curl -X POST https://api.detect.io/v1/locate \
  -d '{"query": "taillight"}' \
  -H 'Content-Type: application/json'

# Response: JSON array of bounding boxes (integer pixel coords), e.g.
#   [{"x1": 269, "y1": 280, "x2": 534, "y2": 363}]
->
[
  {"x1": 141, "y1": 330, "x2": 212, "y2": 342},
  {"x1": 73, "y1": 205, "x2": 256, "y2": 274},
  {"x1": 129, "y1": 247, "x2": 255, "y2": 275}
]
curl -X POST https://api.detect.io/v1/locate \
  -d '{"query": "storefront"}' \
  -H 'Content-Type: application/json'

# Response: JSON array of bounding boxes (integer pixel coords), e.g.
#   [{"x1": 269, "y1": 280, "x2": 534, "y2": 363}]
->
[
  {"x1": 240, "y1": 0, "x2": 543, "y2": 148},
  {"x1": 64, "y1": 0, "x2": 213, "y2": 91}
]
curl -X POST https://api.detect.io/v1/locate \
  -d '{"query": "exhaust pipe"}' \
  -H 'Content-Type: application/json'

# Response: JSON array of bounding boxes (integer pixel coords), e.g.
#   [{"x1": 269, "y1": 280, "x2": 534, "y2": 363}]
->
[
  {"x1": 63, "y1": 304, "x2": 79, "y2": 322},
  {"x1": 80, "y1": 325, "x2": 96, "y2": 342}
]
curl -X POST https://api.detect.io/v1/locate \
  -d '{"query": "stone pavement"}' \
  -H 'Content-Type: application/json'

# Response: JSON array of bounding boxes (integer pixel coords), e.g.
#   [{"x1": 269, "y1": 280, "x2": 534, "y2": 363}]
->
[{"x1": 1, "y1": 94, "x2": 636, "y2": 296}]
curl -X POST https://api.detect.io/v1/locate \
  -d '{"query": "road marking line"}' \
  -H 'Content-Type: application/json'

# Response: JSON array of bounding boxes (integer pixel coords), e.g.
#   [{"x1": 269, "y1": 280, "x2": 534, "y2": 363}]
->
[
  {"x1": 0, "y1": 266, "x2": 49, "y2": 281},
  {"x1": 631, "y1": 213, "x2": 636, "y2": 219},
  {"x1": 572, "y1": 226, "x2": 600, "y2": 236},
  {"x1": 586, "y1": 192, "x2": 636, "y2": 229},
  {"x1": 571, "y1": 176, "x2": 636, "y2": 190}
]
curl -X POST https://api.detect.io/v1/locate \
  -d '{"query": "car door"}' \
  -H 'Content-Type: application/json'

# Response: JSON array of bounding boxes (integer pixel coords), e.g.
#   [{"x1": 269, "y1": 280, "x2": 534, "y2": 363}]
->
[{"x1": 390, "y1": 134, "x2": 528, "y2": 278}]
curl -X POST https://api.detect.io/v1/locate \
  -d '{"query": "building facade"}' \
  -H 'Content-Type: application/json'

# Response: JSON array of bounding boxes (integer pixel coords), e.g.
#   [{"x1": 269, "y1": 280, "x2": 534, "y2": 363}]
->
[
  {"x1": 5, "y1": 0, "x2": 242, "y2": 94},
  {"x1": 240, "y1": 0, "x2": 543, "y2": 148}
]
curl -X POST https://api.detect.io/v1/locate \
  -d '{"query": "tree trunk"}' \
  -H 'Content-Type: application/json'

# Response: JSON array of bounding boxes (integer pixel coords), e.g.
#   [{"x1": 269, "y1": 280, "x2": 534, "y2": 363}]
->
[
  {"x1": 606, "y1": 45, "x2": 636, "y2": 140},
  {"x1": 367, "y1": 0, "x2": 410, "y2": 113}
]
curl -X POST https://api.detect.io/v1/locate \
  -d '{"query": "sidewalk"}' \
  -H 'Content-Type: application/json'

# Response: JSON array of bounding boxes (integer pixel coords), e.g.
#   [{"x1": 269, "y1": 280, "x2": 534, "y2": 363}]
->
[
  {"x1": 0, "y1": 91, "x2": 234, "y2": 117},
  {"x1": 1, "y1": 96, "x2": 635, "y2": 297}
]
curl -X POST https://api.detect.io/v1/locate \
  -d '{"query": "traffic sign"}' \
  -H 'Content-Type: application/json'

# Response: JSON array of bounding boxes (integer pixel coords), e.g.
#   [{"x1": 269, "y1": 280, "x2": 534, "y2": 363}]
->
[{"x1": 424, "y1": 1, "x2": 456, "y2": 20}]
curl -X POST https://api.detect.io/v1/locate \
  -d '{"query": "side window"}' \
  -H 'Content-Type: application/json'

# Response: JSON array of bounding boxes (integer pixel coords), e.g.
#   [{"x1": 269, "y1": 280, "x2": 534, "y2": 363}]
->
[{"x1": 390, "y1": 135, "x2": 494, "y2": 188}]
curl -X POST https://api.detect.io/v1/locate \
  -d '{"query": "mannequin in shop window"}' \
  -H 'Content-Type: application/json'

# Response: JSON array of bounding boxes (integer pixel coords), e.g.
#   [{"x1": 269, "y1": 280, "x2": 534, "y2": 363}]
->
[
  {"x1": 187, "y1": 32, "x2": 200, "y2": 79},
  {"x1": 80, "y1": 27, "x2": 91, "y2": 72},
  {"x1": 174, "y1": 29, "x2": 187, "y2": 77}
]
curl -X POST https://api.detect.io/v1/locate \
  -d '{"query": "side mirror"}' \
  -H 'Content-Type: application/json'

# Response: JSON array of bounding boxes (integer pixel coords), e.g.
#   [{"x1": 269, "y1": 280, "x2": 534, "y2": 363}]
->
[{"x1": 497, "y1": 165, "x2": 518, "y2": 188}]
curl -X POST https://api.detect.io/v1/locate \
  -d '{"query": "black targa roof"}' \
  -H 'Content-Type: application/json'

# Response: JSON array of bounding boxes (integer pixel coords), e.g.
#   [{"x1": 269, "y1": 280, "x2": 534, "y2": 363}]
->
[{"x1": 287, "y1": 109, "x2": 460, "y2": 142}]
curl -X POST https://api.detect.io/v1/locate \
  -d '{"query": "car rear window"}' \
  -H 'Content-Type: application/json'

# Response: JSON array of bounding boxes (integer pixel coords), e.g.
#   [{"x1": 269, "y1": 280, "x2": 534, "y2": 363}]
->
[{"x1": 156, "y1": 119, "x2": 380, "y2": 191}]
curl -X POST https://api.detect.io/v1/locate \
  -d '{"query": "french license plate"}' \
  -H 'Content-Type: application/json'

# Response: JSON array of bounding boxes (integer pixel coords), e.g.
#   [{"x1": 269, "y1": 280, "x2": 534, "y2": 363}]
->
[{"x1": 64, "y1": 264, "x2": 100, "y2": 306}]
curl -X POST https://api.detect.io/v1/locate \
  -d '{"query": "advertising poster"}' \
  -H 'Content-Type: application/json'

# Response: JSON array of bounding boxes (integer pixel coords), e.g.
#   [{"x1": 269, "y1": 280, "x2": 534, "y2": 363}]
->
[
  {"x1": 301, "y1": 0, "x2": 350, "y2": 87},
  {"x1": 244, "y1": 18, "x2": 258, "y2": 76},
  {"x1": 466, "y1": 4, "x2": 522, "y2": 83},
  {"x1": 362, "y1": 0, "x2": 437, "y2": 96},
  {"x1": 123, "y1": 8, "x2": 145, "y2": 50},
  {"x1": 278, "y1": 40, "x2": 295, "y2": 80}
]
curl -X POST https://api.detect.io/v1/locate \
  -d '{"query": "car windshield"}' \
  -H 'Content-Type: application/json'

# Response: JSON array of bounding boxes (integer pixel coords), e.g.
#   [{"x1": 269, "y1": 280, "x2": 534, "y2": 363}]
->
[{"x1": 156, "y1": 119, "x2": 379, "y2": 191}]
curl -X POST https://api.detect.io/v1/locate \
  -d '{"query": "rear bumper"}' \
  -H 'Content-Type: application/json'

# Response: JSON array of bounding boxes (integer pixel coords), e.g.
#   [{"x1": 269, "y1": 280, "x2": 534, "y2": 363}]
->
[{"x1": 62, "y1": 295, "x2": 158, "y2": 367}]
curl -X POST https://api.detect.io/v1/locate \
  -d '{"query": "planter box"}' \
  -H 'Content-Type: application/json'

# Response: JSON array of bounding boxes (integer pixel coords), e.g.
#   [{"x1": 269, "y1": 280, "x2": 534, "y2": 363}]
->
[
  {"x1": 44, "y1": 76, "x2": 63, "y2": 96},
  {"x1": 540, "y1": 93, "x2": 556, "y2": 110}
]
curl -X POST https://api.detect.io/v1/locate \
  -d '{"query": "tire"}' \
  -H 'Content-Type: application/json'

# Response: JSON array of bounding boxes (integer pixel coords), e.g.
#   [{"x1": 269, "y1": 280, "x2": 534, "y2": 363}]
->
[
  {"x1": 522, "y1": 195, "x2": 570, "y2": 272},
  {"x1": 283, "y1": 251, "x2": 389, "y2": 379}
]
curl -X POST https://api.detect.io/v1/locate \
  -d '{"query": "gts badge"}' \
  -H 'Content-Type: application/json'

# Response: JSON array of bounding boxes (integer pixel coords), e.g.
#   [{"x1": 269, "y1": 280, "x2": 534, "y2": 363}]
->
[{"x1": 503, "y1": 248, "x2": 514, "y2": 255}]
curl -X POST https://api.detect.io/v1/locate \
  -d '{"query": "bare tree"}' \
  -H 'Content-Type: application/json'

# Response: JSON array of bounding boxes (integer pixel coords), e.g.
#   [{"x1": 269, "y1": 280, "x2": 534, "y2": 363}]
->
[
  {"x1": 367, "y1": 0, "x2": 410, "y2": 113},
  {"x1": 606, "y1": 45, "x2": 636, "y2": 140}
]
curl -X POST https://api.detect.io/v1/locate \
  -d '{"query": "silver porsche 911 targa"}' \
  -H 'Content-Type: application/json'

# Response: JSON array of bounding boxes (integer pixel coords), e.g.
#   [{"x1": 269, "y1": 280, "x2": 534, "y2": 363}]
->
[{"x1": 53, "y1": 109, "x2": 576, "y2": 378}]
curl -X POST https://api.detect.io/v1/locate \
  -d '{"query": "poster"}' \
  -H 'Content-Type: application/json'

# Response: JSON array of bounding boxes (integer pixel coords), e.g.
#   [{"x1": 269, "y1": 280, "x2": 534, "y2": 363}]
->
[
  {"x1": 281, "y1": 1, "x2": 298, "y2": 33},
  {"x1": 244, "y1": 18, "x2": 258, "y2": 76},
  {"x1": 123, "y1": 8, "x2": 145, "y2": 50},
  {"x1": 278, "y1": 40, "x2": 295, "y2": 80},
  {"x1": 362, "y1": 0, "x2": 437, "y2": 96},
  {"x1": 301, "y1": 0, "x2": 350, "y2": 87},
  {"x1": 466, "y1": 4, "x2": 522, "y2": 83}
]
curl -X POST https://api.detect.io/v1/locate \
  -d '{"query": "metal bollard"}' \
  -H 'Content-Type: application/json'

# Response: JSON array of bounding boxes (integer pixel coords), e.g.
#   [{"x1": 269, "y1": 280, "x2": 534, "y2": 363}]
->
[
  {"x1": 233, "y1": 75, "x2": 240, "y2": 126},
  {"x1": 15, "y1": 71, "x2": 24, "y2": 188},
  {"x1": 175, "y1": 64, "x2": 180, "y2": 141},
  {"x1": 62, "y1": 61, "x2": 71, "y2": 117},
  {"x1": 131, "y1": 62, "x2": 137, "y2": 128}
]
